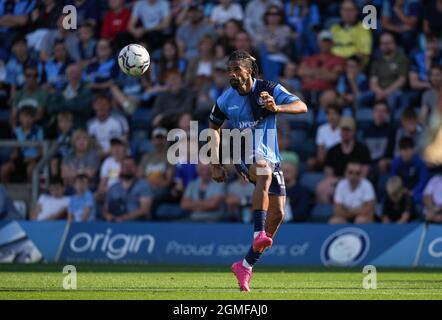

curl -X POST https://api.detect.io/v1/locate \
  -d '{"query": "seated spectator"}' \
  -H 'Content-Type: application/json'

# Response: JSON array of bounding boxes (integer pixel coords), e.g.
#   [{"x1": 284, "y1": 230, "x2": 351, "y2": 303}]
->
[
  {"x1": 423, "y1": 0, "x2": 442, "y2": 37},
  {"x1": 47, "y1": 63, "x2": 94, "y2": 129},
  {"x1": 278, "y1": 60, "x2": 301, "y2": 94},
  {"x1": 176, "y1": 3, "x2": 215, "y2": 60},
  {"x1": 390, "y1": 137, "x2": 429, "y2": 204},
  {"x1": 40, "y1": 40, "x2": 73, "y2": 91},
  {"x1": 362, "y1": 102, "x2": 395, "y2": 175},
  {"x1": 283, "y1": 160, "x2": 312, "y2": 222},
  {"x1": 68, "y1": 174, "x2": 96, "y2": 222},
  {"x1": 0, "y1": 186, "x2": 20, "y2": 220},
  {"x1": 357, "y1": 32, "x2": 409, "y2": 111},
  {"x1": 329, "y1": 161, "x2": 376, "y2": 224},
  {"x1": 65, "y1": 0, "x2": 99, "y2": 27},
  {"x1": 152, "y1": 69, "x2": 195, "y2": 129},
  {"x1": 336, "y1": 55, "x2": 369, "y2": 111},
  {"x1": 423, "y1": 173, "x2": 442, "y2": 223},
  {"x1": 102, "y1": 156, "x2": 153, "y2": 222},
  {"x1": 87, "y1": 92, "x2": 129, "y2": 156},
  {"x1": 30, "y1": 176, "x2": 69, "y2": 221},
  {"x1": 1, "y1": 107, "x2": 43, "y2": 182},
  {"x1": 185, "y1": 35, "x2": 218, "y2": 89},
  {"x1": 151, "y1": 39, "x2": 186, "y2": 85},
  {"x1": 244, "y1": 0, "x2": 282, "y2": 36},
  {"x1": 381, "y1": 0, "x2": 420, "y2": 53},
  {"x1": 215, "y1": 18, "x2": 243, "y2": 57},
  {"x1": 310, "y1": 104, "x2": 342, "y2": 170},
  {"x1": 96, "y1": 137, "x2": 128, "y2": 202},
  {"x1": 298, "y1": 30, "x2": 345, "y2": 102},
  {"x1": 11, "y1": 65, "x2": 47, "y2": 129},
  {"x1": 101, "y1": 0, "x2": 131, "y2": 42},
  {"x1": 420, "y1": 65, "x2": 442, "y2": 126},
  {"x1": 315, "y1": 89, "x2": 341, "y2": 126},
  {"x1": 128, "y1": 0, "x2": 171, "y2": 52},
  {"x1": 394, "y1": 107, "x2": 423, "y2": 156},
  {"x1": 77, "y1": 22, "x2": 97, "y2": 67},
  {"x1": 330, "y1": 0, "x2": 372, "y2": 64},
  {"x1": 5, "y1": 36, "x2": 38, "y2": 89},
  {"x1": 382, "y1": 176, "x2": 415, "y2": 224},
  {"x1": 28, "y1": 0, "x2": 62, "y2": 31},
  {"x1": 226, "y1": 172, "x2": 254, "y2": 222},
  {"x1": 50, "y1": 111, "x2": 74, "y2": 177},
  {"x1": 316, "y1": 117, "x2": 371, "y2": 204},
  {"x1": 62, "y1": 129, "x2": 100, "y2": 188},
  {"x1": 0, "y1": 0, "x2": 36, "y2": 49},
  {"x1": 181, "y1": 163, "x2": 225, "y2": 222},
  {"x1": 210, "y1": 0, "x2": 244, "y2": 26},
  {"x1": 83, "y1": 39, "x2": 119, "y2": 91},
  {"x1": 233, "y1": 30, "x2": 261, "y2": 68}
]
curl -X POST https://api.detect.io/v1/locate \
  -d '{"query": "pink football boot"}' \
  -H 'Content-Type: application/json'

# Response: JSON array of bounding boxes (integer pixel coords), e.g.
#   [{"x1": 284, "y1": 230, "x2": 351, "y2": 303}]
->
[
  {"x1": 252, "y1": 231, "x2": 273, "y2": 253},
  {"x1": 231, "y1": 261, "x2": 252, "y2": 292}
]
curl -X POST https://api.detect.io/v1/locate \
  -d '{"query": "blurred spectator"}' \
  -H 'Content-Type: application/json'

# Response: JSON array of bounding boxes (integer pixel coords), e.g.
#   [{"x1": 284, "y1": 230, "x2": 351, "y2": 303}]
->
[
  {"x1": 101, "y1": 0, "x2": 131, "y2": 42},
  {"x1": 50, "y1": 111, "x2": 74, "y2": 177},
  {"x1": 185, "y1": 35, "x2": 217, "y2": 89},
  {"x1": 336, "y1": 55, "x2": 369, "y2": 111},
  {"x1": 382, "y1": 175, "x2": 415, "y2": 223},
  {"x1": 253, "y1": 5, "x2": 292, "y2": 61},
  {"x1": 11, "y1": 65, "x2": 46, "y2": 128},
  {"x1": 152, "y1": 69, "x2": 195, "y2": 129},
  {"x1": 47, "y1": 63, "x2": 94, "y2": 129},
  {"x1": 315, "y1": 89, "x2": 340, "y2": 125},
  {"x1": 40, "y1": 40, "x2": 73, "y2": 91},
  {"x1": 278, "y1": 60, "x2": 301, "y2": 93},
  {"x1": 5, "y1": 36, "x2": 38, "y2": 89},
  {"x1": 61, "y1": 129, "x2": 100, "y2": 188},
  {"x1": 176, "y1": 3, "x2": 215, "y2": 60},
  {"x1": 0, "y1": 0, "x2": 36, "y2": 48},
  {"x1": 393, "y1": 107, "x2": 423, "y2": 156},
  {"x1": 0, "y1": 186, "x2": 20, "y2": 220},
  {"x1": 362, "y1": 102, "x2": 395, "y2": 174},
  {"x1": 298, "y1": 30, "x2": 344, "y2": 101},
  {"x1": 244, "y1": 0, "x2": 282, "y2": 35},
  {"x1": 96, "y1": 136, "x2": 127, "y2": 201},
  {"x1": 181, "y1": 163, "x2": 225, "y2": 222},
  {"x1": 215, "y1": 18, "x2": 242, "y2": 58},
  {"x1": 83, "y1": 39, "x2": 119, "y2": 91},
  {"x1": 283, "y1": 160, "x2": 312, "y2": 222},
  {"x1": 329, "y1": 161, "x2": 376, "y2": 224},
  {"x1": 77, "y1": 22, "x2": 97, "y2": 66},
  {"x1": 226, "y1": 174, "x2": 254, "y2": 222},
  {"x1": 102, "y1": 156, "x2": 153, "y2": 222},
  {"x1": 233, "y1": 30, "x2": 261, "y2": 67},
  {"x1": 65, "y1": 0, "x2": 99, "y2": 27},
  {"x1": 358, "y1": 32, "x2": 409, "y2": 110},
  {"x1": 87, "y1": 92, "x2": 129, "y2": 156},
  {"x1": 210, "y1": 0, "x2": 243, "y2": 26},
  {"x1": 30, "y1": 176, "x2": 69, "y2": 221},
  {"x1": 423, "y1": 173, "x2": 442, "y2": 223},
  {"x1": 310, "y1": 104, "x2": 342, "y2": 170},
  {"x1": 390, "y1": 136, "x2": 429, "y2": 204},
  {"x1": 68, "y1": 174, "x2": 96, "y2": 222},
  {"x1": 316, "y1": 117, "x2": 371, "y2": 204},
  {"x1": 330, "y1": 0, "x2": 372, "y2": 64},
  {"x1": 420, "y1": 65, "x2": 442, "y2": 126},
  {"x1": 1, "y1": 107, "x2": 43, "y2": 182},
  {"x1": 381, "y1": 0, "x2": 420, "y2": 53},
  {"x1": 128, "y1": 0, "x2": 171, "y2": 52},
  {"x1": 152, "y1": 39, "x2": 187, "y2": 85},
  {"x1": 423, "y1": 0, "x2": 442, "y2": 37},
  {"x1": 28, "y1": 0, "x2": 63, "y2": 31}
]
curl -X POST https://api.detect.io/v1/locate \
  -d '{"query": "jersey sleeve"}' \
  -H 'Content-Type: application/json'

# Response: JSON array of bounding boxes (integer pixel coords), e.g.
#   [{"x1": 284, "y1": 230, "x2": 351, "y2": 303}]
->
[
  {"x1": 273, "y1": 84, "x2": 300, "y2": 105},
  {"x1": 209, "y1": 101, "x2": 228, "y2": 127}
]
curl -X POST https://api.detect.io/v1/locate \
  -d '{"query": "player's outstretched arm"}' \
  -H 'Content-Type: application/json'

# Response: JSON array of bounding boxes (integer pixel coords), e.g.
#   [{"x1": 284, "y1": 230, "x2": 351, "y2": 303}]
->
[{"x1": 260, "y1": 91, "x2": 308, "y2": 115}]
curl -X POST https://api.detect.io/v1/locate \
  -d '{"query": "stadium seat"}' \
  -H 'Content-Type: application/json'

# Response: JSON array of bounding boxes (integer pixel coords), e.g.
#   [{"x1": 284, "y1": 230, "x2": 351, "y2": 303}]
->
[
  {"x1": 309, "y1": 204, "x2": 334, "y2": 222},
  {"x1": 299, "y1": 172, "x2": 325, "y2": 193},
  {"x1": 155, "y1": 204, "x2": 185, "y2": 221}
]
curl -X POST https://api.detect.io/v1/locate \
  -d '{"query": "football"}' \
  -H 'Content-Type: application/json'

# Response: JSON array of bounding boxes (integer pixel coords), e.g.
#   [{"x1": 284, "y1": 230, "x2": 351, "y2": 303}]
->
[{"x1": 118, "y1": 44, "x2": 150, "y2": 77}]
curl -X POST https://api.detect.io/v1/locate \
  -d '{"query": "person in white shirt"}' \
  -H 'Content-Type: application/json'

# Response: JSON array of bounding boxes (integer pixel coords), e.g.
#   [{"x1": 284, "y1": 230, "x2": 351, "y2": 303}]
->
[
  {"x1": 330, "y1": 161, "x2": 376, "y2": 224},
  {"x1": 423, "y1": 174, "x2": 442, "y2": 223},
  {"x1": 210, "y1": 0, "x2": 244, "y2": 26},
  {"x1": 87, "y1": 92, "x2": 128, "y2": 157},
  {"x1": 315, "y1": 105, "x2": 342, "y2": 165},
  {"x1": 30, "y1": 177, "x2": 70, "y2": 221}
]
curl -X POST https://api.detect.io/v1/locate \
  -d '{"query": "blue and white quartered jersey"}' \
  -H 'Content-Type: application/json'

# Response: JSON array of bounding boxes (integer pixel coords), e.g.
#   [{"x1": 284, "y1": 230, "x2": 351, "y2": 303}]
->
[{"x1": 209, "y1": 78, "x2": 300, "y2": 164}]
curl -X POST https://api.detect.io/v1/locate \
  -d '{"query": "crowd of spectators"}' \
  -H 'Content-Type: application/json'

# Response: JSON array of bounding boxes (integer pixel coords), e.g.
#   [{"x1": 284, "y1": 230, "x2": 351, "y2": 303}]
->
[{"x1": 0, "y1": 0, "x2": 442, "y2": 224}]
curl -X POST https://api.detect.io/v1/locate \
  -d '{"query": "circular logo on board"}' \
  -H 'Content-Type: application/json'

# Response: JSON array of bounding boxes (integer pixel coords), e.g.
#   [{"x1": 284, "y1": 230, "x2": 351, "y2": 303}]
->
[{"x1": 320, "y1": 228, "x2": 370, "y2": 266}]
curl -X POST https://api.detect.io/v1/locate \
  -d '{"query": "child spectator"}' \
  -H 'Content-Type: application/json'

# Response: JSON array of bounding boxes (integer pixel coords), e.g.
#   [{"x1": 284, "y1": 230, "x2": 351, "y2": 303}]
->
[
  {"x1": 423, "y1": 173, "x2": 442, "y2": 223},
  {"x1": 51, "y1": 111, "x2": 74, "y2": 177},
  {"x1": 390, "y1": 137, "x2": 429, "y2": 204},
  {"x1": 101, "y1": 0, "x2": 131, "y2": 42},
  {"x1": 382, "y1": 176, "x2": 415, "y2": 224},
  {"x1": 336, "y1": 55, "x2": 368, "y2": 111},
  {"x1": 394, "y1": 107, "x2": 423, "y2": 156},
  {"x1": 1, "y1": 107, "x2": 44, "y2": 182},
  {"x1": 78, "y1": 22, "x2": 97, "y2": 67},
  {"x1": 40, "y1": 40, "x2": 73, "y2": 91},
  {"x1": 283, "y1": 160, "x2": 312, "y2": 222},
  {"x1": 68, "y1": 174, "x2": 96, "y2": 222},
  {"x1": 30, "y1": 176, "x2": 69, "y2": 221}
]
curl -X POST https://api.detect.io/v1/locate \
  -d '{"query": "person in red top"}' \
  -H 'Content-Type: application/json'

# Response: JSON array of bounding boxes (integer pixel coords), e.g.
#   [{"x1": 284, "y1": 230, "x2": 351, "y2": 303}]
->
[
  {"x1": 100, "y1": 0, "x2": 131, "y2": 41},
  {"x1": 298, "y1": 30, "x2": 345, "y2": 104}
]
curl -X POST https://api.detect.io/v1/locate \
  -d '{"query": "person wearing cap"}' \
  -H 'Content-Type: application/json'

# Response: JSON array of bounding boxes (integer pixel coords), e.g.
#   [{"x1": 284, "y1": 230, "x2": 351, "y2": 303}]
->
[
  {"x1": 128, "y1": 0, "x2": 171, "y2": 51},
  {"x1": 315, "y1": 117, "x2": 371, "y2": 204},
  {"x1": 298, "y1": 29, "x2": 345, "y2": 102}
]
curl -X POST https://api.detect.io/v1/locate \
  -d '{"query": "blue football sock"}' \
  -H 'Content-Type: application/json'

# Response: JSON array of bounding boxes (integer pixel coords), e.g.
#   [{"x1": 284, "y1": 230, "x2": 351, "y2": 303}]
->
[
  {"x1": 243, "y1": 246, "x2": 262, "y2": 268},
  {"x1": 254, "y1": 209, "x2": 266, "y2": 233}
]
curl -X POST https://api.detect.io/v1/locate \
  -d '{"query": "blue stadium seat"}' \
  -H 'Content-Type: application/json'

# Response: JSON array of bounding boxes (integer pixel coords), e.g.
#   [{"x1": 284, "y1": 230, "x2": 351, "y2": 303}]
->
[
  {"x1": 299, "y1": 172, "x2": 324, "y2": 193},
  {"x1": 309, "y1": 204, "x2": 334, "y2": 222},
  {"x1": 155, "y1": 204, "x2": 185, "y2": 221}
]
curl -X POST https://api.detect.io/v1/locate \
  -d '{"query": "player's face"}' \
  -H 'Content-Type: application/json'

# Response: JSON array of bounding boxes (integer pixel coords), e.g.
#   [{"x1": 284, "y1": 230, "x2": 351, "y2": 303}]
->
[{"x1": 228, "y1": 61, "x2": 252, "y2": 90}]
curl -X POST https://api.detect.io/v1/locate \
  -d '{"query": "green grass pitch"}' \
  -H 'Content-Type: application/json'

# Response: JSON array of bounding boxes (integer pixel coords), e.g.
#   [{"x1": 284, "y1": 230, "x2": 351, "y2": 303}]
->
[{"x1": 0, "y1": 264, "x2": 442, "y2": 300}]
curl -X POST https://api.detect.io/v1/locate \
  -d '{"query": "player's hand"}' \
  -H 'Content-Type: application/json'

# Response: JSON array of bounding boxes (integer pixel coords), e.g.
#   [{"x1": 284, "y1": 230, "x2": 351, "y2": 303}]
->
[
  {"x1": 260, "y1": 91, "x2": 278, "y2": 113},
  {"x1": 211, "y1": 164, "x2": 227, "y2": 183}
]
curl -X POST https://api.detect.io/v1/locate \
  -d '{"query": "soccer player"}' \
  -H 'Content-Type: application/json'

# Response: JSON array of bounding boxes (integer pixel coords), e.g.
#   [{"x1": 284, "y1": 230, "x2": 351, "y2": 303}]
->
[{"x1": 209, "y1": 50, "x2": 308, "y2": 291}]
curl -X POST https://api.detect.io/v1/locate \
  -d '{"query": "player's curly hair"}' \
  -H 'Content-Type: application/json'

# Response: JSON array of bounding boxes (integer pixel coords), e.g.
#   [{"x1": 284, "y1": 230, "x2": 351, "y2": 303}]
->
[{"x1": 228, "y1": 50, "x2": 259, "y2": 78}]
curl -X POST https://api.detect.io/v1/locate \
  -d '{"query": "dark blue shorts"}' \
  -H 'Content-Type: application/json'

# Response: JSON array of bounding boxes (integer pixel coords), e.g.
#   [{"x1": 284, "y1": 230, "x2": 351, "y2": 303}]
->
[{"x1": 234, "y1": 162, "x2": 286, "y2": 197}]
